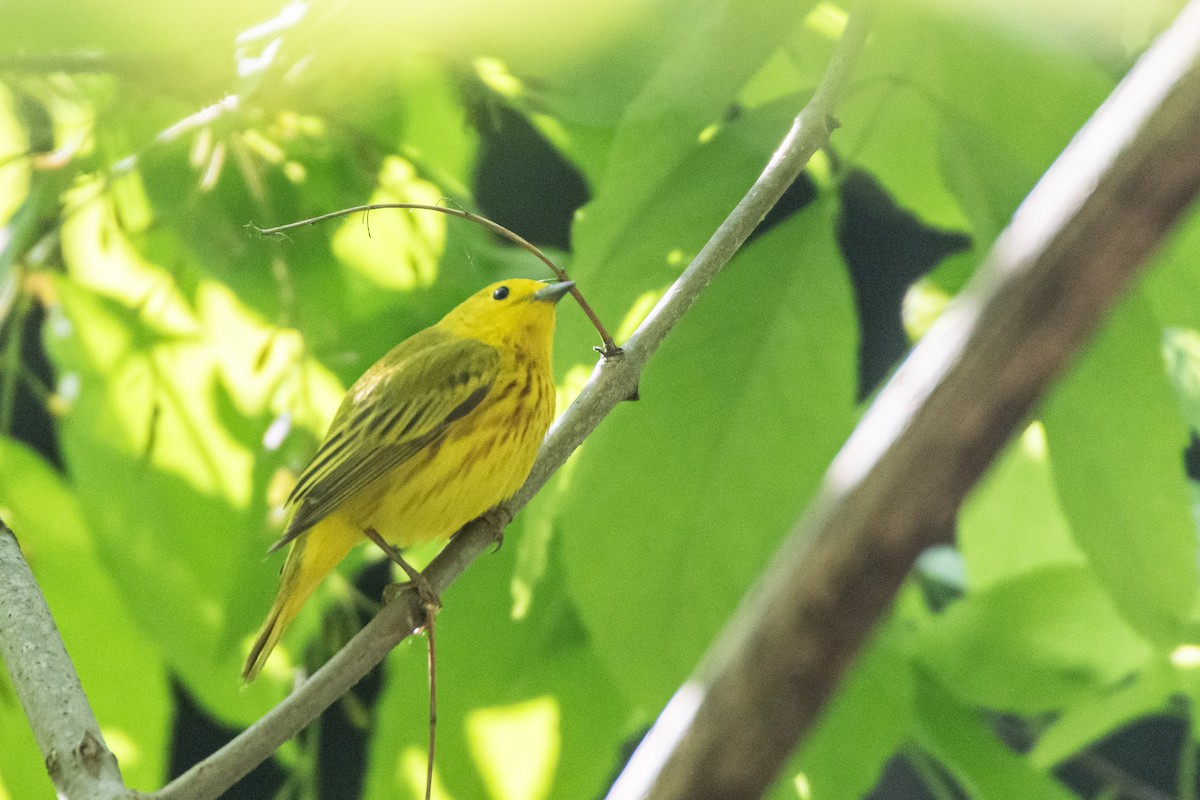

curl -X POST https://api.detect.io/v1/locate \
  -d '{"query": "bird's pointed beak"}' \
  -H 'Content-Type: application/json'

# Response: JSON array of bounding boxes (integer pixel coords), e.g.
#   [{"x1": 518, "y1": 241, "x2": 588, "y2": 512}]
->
[{"x1": 533, "y1": 280, "x2": 575, "y2": 304}]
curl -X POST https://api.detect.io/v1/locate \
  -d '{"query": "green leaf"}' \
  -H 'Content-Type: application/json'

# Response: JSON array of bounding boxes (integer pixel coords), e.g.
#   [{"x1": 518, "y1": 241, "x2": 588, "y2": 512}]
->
[
  {"x1": 938, "y1": 110, "x2": 1034, "y2": 253},
  {"x1": 395, "y1": 63, "x2": 479, "y2": 196},
  {"x1": 0, "y1": 438, "x2": 170, "y2": 794},
  {"x1": 0, "y1": 683, "x2": 49, "y2": 800},
  {"x1": 45, "y1": 281, "x2": 273, "y2": 721},
  {"x1": 570, "y1": 0, "x2": 819, "y2": 283},
  {"x1": 522, "y1": 101, "x2": 810, "y2": 607},
  {"x1": 1163, "y1": 327, "x2": 1200, "y2": 435},
  {"x1": 330, "y1": 156, "x2": 447, "y2": 297},
  {"x1": 1042, "y1": 289, "x2": 1197, "y2": 645},
  {"x1": 1146, "y1": 207, "x2": 1200, "y2": 440},
  {"x1": 839, "y1": 0, "x2": 1112, "y2": 240},
  {"x1": 0, "y1": 85, "x2": 31, "y2": 231},
  {"x1": 551, "y1": 197, "x2": 858, "y2": 709},
  {"x1": 1144, "y1": 206, "x2": 1200, "y2": 328},
  {"x1": 549, "y1": 94, "x2": 821, "y2": 384},
  {"x1": 1030, "y1": 655, "x2": 1176, "y2": 768},
  {"x1": 958, "y1": 422, "x2": 1084, "y2": 589},
  {"x1": 839, "y1": 74, "x2": 968, "y2": 234},
  {"x1": 914, "y1": 672, "x2": 1079, "y2": 800},
  {"x1": 915, "y1": 565, "x2": 1151, "y2": 714}
]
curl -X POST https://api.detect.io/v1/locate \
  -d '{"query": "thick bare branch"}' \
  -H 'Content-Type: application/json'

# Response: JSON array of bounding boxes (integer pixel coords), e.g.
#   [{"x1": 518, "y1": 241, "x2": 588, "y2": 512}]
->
[
  {"x1": 606, "y1": 3, "x2": 1200, "y2": 799},
  {"x1": 153, "y1": 4, "x2": 878, "y2": 799},
  {"x1": 0, "y1": 522, "x2": 127, "y2": 800}
]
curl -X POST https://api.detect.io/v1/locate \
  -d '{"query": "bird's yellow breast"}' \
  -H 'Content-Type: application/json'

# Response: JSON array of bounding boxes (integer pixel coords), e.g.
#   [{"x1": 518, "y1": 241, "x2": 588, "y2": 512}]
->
[{"x1": 338, "y1": 353, "x2": 555, "y2": 546}]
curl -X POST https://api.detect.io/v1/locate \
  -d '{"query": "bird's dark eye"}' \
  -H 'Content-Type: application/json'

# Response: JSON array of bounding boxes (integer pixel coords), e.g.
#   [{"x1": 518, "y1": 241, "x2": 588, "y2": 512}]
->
[{"x1": 492, "y1": 286, "x2": 510, "y2": 301}]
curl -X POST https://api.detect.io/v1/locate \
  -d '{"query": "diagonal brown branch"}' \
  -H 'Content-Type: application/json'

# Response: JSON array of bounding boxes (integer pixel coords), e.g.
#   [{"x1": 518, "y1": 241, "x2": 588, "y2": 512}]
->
[
  {"x1": 604, "y1": 2, "x2": 1200, "y2": 799},
  {"x1": 151, "y1": 4, "x2": 879, "y2": 799}
]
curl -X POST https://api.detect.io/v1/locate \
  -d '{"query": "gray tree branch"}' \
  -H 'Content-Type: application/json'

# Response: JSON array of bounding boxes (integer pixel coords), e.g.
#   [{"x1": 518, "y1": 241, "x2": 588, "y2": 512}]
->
[
  {"x1": 153, "y1": 4, "x2": 879, "y2": 799},
  {"x1": 605, "y1": 2, "x2": 1200, "y2": 799},
  {"x1": 0, "y1": 522, "x2": 128, "y2": 800}
]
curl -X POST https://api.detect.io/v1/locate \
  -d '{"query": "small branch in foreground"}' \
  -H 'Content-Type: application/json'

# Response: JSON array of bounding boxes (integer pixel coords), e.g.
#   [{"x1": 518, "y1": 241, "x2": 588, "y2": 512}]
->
[
  {"x1": 153, "y1": 3, "x2": 874, "y2": 797},
  {"x1": 0, "y1": 522, "x2": 127, "y2": 800},
  {"x1": 606, "y1": 3, "x2": 1200, "y2": 799},
  {"x1": 248, "y1": 203, "x2": 621, "y2": 357}
]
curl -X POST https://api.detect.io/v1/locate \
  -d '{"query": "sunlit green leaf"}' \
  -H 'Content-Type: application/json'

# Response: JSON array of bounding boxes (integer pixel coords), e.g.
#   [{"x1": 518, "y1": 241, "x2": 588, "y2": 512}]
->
[
  {"x1": 570, "y1": 0, "x2": 819, "y2": 284},
  {"x1": 0, "y1": 85, "x2": 30, "y2": 229},
  {"x1": 915, "y1": 565, "x2": 1151, "y2": 714},
  {"x1": 0, "y1": 688, "x2": 47, "y2": 800},
  {"x1": 958, "y1": 422, "x2": 1084, "y2": 589},
  {"x1": 1042, "y1": 289, "x2": 1197, "y2": 646},
  {"x1": 45, "y1": 193, "x2": 346, "y2": 721},
  {"x1": 0, "y1": 437, "x2": 169, "y2": 793},
  {"x1": 839, "y1": 0, "x2": 1112, "y2": 244},
  {"x1": 914, "y1": 673, "x2": 1078, "y2": 800},
  {"x1": 1163, "y1": 327, "x2": 1200, "y2": 436},
  {"x1": 549, "y1": 94, "x2": 820, "y2": 383},
  {"x1": 1030, "y1": 655, "x2": 1176, "y2": 768},
  {"x1": 551, "y1": 197, "x2": 858, "y2": 710},
  {"x1": 331, "y1": 156, "x2": 446, "y2": 296},
  {"x1": 1144, "y1": 205, "x2": 1200, "y2": 328}
]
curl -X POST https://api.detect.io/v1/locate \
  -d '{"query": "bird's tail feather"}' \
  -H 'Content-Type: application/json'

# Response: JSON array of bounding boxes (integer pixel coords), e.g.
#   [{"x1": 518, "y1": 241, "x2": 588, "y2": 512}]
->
[{"x1": 242, "y1": 514, "x2": 361, "y2": 682}]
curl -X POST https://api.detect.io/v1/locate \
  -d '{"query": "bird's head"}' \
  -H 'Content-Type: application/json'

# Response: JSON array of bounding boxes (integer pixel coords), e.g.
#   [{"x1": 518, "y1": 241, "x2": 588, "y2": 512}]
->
[{"x1": 436, "y1": 279, "x2": 574, "y2": 353}]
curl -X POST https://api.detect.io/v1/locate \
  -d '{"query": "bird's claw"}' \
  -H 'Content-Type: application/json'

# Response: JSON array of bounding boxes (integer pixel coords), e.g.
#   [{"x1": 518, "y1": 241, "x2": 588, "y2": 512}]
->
[
  {"x1": 481, "y1": 506, "x2": 512, "y2": 551},
  {"x1": 382, "y1": 574, "x2": 441, "y2": 617}
]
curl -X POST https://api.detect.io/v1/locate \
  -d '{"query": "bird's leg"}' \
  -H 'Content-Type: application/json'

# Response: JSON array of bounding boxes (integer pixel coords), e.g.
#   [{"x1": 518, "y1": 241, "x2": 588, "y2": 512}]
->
[
  {"x1": 481, "y1": 505, "x2": 513, "y2": 551},
  {"x1": 363, "y1": 527, "x2": 441, "y2": 614}
]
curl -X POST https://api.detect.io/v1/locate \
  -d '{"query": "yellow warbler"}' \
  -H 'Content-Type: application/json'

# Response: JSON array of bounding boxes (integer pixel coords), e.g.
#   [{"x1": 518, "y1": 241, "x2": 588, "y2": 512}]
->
[{"x1": 243, "y1": 279, "x2": 573, "y2": 681}]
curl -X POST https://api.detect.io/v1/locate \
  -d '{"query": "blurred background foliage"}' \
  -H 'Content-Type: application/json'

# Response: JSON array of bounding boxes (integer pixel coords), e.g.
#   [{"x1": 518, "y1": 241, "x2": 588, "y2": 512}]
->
[{"x1": 1, "y1": 0, "x2": 1199, "y2": 798}]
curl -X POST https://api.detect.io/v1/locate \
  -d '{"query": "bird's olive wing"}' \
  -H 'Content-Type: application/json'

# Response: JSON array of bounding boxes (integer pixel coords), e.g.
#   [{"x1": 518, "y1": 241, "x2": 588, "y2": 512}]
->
[{"x1": 271, "y1": 335, "x2": 500, "y2": 550}]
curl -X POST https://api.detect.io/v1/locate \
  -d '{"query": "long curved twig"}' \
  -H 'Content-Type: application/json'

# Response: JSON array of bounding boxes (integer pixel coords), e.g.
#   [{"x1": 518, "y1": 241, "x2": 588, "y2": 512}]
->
[{"x1": 249, "y1": 203, "x2": 621, "y2": 357}]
